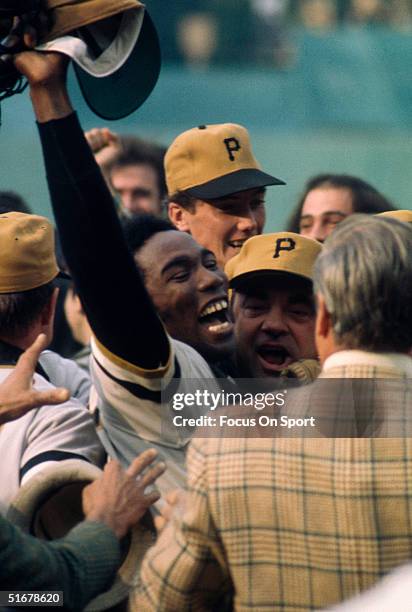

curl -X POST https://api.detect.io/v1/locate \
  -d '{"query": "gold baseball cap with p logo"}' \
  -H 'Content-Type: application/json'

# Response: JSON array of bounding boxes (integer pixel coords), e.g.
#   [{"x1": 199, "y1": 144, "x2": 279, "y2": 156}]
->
[
  {"x1": 225, "y1": 232, "x2": 322, "y2": 289},
  {"x1": 0, "y1": 212, "x2": 67, "y2": 293},
  {"x1": 376, "y1": 210, "x2": 412, "y2": 224},
  {"x1": 165, "y1": 123, "x2": 285, "y2": 199}
]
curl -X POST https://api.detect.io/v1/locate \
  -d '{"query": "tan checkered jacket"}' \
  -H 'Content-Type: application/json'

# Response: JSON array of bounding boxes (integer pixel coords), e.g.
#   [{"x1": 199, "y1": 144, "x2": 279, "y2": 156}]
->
[{"x1": 130, "y1": 359, "x2": 412, "y2": 611}]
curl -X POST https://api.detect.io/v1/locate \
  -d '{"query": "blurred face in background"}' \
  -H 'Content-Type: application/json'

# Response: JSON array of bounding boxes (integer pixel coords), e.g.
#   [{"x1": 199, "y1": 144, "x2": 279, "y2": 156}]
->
[
  {"x1": 299, "y1": 186, "x2": 353, "y2": 242},
  {"x1": 110, "y1": 164, "x2": 162, "y2": 217}
]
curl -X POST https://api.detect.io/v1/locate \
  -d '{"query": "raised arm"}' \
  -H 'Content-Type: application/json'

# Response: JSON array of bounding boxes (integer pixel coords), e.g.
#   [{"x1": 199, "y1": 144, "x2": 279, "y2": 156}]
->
[{"x1": 14, "y1": 50, "x2": 169, "y2": 370}]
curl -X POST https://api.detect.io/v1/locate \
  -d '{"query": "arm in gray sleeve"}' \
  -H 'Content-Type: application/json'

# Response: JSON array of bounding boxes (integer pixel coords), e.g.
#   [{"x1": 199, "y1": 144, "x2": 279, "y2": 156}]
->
[{"x1": 0, "y1": 515, "x2": 120, "y2": 610}]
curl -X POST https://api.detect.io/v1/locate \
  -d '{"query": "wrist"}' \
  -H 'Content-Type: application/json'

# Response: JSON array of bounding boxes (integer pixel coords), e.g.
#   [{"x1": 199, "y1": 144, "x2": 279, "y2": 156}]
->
[
  {"x1": 29, "y1": 83, "x2": 73, "y2": 122},
  {"x1": 85, "y1": 512, "x2": 124, "y2": 540}
]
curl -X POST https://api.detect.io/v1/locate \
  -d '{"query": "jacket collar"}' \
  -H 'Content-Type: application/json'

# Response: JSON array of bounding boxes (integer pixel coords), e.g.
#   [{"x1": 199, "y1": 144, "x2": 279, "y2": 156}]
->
[{"x1": 322, "y1": 350, "x2": 412, "y2": 377}]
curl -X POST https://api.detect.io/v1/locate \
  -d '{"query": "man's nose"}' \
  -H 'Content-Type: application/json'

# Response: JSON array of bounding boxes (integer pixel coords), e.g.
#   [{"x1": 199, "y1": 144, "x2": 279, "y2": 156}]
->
[
  {"x1": 261, "y1": 304, "x2": 289, "y2": 335},
  {"x1": 303, "y1": 219, "x2": 326, "y2": 243},
  {"x1": 197, "y1": 267, "x2": 224, "y2": 292},
  {"x1": 120, "y1": 191, "x2": 134, "y2": 210},
  {"x1": 236, "y1": 208, "x2": 259, "y2": 234}
]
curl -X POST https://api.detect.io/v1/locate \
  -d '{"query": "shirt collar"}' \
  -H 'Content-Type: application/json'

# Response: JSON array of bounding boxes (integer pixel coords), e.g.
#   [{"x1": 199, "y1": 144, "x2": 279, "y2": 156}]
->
[
  {"x1": 0, "y1": 339, "x2": 49, "y2": 381},
  {"x1": 322, "y1": 350, "x2": 412, "y2": 377}
]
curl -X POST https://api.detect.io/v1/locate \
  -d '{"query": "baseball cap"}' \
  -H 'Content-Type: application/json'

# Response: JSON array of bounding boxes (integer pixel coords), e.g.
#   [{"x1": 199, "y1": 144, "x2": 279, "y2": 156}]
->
[
  {"x1": 165, "y1": 123, "x2": 285, "y2": 199},
  {"x1": 377, "y1": 210, "x2": 412, "y2": 224},
  {"x1": 7, "y1": 460, "x2": 156, "y2": 611},
  {"x1": 225, "y1": 232, "x2": 322, "y2": 289},
  {"x1": 0, "y1": 212, "x2": 68, "y2": 293},
  {"x1": 35, "y1": 0, "x2": 161, "y2": 120}
]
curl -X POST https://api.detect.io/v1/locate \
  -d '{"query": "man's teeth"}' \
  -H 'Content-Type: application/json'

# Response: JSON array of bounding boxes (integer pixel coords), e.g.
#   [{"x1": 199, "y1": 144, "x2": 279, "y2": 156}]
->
[
  {"x1": 200, "y1": 299, "x2": 228, "y2": 318},
  {"x1": 229, "y1": 241, "x2": 244, "y2": 248},
  {"x1": 208, "y1": 321, "x2": 231, "y2": 333}
]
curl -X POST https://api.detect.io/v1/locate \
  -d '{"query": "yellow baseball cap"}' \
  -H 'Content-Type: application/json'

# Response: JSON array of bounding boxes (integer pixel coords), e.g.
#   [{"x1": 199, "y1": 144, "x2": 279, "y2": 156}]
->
[
  {"x1": 225, "y1": 232, "x2": 322, "y2": 289},
  {"x1": 0, "y1": 212, "x2": 67, "y2": 293},
  {"x1": 377, "y1": 210, "x2": 412, "y2": 224},
  {"x1": 165, "y1": 123, "x2": 285, "y2": 199}
]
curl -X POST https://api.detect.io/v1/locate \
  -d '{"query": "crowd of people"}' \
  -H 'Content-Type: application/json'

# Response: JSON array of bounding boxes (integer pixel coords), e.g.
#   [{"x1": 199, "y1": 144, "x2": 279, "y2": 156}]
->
[
  {"x1": 148, "y1": 0, "x2": 412, "y2": 68},
  {"x1": 1, "y1": 27, "x2": 412, "y2": 612}
]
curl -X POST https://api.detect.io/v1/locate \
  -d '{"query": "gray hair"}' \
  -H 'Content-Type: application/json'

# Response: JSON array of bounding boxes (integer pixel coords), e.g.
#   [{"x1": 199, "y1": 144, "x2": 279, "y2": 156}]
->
[{"x1": 313, "y1": 214, "x2": 412, "y2": 352}]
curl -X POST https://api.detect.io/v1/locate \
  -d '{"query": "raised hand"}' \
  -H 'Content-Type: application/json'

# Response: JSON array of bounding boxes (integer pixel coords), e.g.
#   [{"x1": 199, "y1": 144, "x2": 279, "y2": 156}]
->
[
  {"x1": 85, "y1": 127, "x2": 121, "y2": 170},
  {"x1": 0, "y1": 333, "x2": 69, "y2": 425}
]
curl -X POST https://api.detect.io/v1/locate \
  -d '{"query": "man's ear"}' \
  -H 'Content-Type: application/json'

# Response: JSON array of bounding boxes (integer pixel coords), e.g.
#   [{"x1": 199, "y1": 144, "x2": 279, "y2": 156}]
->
[
  {"x1": 168, "y1": 202, "x2": 191, "y2": 232},
  {"x1": 40, "y1": 287, "x2": 59, "y2": 329},
  {"x1": 74, "y1": 293, "x2": 85, "y2": 315},
  {"x1": 67, "y1": 288, "x2": 84, "y2": 315},
  {"x1": 315, "y1": 294, "x2": 331, "y2": 340}
]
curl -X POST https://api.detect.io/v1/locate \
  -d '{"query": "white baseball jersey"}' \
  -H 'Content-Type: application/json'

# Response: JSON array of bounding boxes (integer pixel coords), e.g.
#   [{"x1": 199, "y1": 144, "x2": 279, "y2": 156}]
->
[
  {"x1": 0, "y1": 368, "x2": 104, "y2": 515},
  {"x1": 90, "y1": 335, "x2": 220, "y2": 495},
  {"x1": 39, "y1": 349, "x2": 91, "y2": 407}
]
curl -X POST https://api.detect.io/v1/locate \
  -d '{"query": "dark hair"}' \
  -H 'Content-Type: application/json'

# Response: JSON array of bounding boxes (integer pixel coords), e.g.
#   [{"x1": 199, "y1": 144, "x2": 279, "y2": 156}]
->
[
  {"x1": 286, "y1": 174, "x2": 396, "y2": 232},
  {"x1": 168, "y1": 190, "x2": 197, "y2": 212},
  {"x1": 168, "y1": 186, "x2": 266, "y2": 212},
  {"x1": 122, "y1": 213, "x2": 175, "y2": 255},
  {"x1": 0, "y1": 281, "x2": 55, "y2": 339},
  {"x1": 109, "y1": 136, "x2": 167, "y2": 200},
  {"x1": 0, "y1": 190, "x2": 31, "y2": 215}
]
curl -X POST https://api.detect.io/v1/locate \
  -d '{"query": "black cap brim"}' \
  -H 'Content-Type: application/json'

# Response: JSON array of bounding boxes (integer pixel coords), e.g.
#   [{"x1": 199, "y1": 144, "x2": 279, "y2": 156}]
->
[
  {"x1": 73, "y1": 11, "x2": 161, "y2": 120},
  {"x1": 230, "y1": 270, "x2": 312, "y2": 291},
  {"x1": 184, "y1": 169, "x2": 286, "y2": 200}
]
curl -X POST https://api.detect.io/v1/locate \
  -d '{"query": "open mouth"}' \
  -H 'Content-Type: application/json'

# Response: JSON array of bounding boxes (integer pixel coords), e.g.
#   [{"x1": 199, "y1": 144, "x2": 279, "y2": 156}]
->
[
  {"x1": 257, "y1": 345, "x2": 293, "y2": 372},
  {"x1": 198, "y1": 298, "x2": 233, "y2": 335}
]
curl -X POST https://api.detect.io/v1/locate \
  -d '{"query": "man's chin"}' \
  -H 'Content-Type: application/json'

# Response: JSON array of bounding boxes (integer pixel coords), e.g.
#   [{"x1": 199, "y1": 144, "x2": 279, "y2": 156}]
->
[{"x1": 196, "y1": 334, "x2": 235, "y2": 364}]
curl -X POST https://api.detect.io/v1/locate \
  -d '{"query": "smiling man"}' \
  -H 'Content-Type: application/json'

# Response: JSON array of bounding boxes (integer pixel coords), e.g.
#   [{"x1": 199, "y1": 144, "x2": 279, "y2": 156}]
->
[
  {"x1": 226, "y1": 232, "x2": 322, "y2": 381},
  {"x1": 122, "y1": 215, "x2": 234, "y2": 364},
  {"x1": 167, "y1": 123, "x2": 285, "y2": 267},
  {"x1": 15, "y1": 49, "x2": 234, "y2": 497}
]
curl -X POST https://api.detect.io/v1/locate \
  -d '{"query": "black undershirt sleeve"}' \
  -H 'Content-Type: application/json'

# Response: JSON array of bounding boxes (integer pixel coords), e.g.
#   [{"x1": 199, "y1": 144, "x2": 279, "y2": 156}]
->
[{"x1": 37, "y1": 112, "x2": 169, "y2": 370}]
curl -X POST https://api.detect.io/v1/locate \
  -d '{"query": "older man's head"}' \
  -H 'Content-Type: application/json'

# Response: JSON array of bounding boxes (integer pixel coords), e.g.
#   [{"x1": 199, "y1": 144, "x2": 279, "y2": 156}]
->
[{"x1": 314, "y1": 214, "x2": 412, "y2": 363}]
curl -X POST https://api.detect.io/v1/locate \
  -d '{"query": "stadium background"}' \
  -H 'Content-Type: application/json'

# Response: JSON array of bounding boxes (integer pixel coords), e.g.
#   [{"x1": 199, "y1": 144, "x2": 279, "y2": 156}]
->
[{"x1": 1, "y1": 0, "x2": 412, "y2": 231}]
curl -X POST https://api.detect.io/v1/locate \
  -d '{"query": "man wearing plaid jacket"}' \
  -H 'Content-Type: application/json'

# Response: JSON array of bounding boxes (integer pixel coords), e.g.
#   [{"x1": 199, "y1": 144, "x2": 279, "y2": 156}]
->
[{"x1": 132, "y1": 214, "x2": 412, "y2": 611}]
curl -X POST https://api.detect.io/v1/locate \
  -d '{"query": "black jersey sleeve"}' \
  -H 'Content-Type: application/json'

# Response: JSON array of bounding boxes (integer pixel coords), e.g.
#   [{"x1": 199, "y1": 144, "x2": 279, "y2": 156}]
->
[{"x1": 37, "y1": 113, "x2": 169, "y2": 370}]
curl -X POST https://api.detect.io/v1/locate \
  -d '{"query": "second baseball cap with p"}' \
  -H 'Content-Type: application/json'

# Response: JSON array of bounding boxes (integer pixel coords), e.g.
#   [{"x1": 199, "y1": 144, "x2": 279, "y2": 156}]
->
[
  {"x1": 376, "y1": 210, "x2": 412, "y2": 224},
  {"x1": 165, "y1": 123, "x2": 286, "y2": 199},
  {"x1": 225, "y1": 232, "x2": 322, "y2": 289},
  {"x1": 0, "y1": 212, "x2": 69, "y2": 293}
]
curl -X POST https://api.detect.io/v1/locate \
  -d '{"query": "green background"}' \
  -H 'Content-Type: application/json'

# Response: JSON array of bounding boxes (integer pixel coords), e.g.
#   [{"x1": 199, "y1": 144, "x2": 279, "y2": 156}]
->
[{"x1": 2, "y1": 28, "x2": 412, "y2": 231}]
